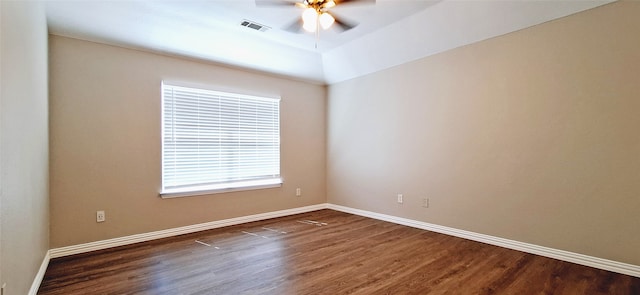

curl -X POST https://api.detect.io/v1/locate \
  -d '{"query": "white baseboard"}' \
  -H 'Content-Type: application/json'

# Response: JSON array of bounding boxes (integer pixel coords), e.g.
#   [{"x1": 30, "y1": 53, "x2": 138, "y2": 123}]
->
[
  {"x1": 28, "y1": 250, "x2": 50, "y2": 295},
  {"x1": 49, "y1": 203, "x2": 328, "y2": 258},
  {"x1": 327, "y1": 204, "x2": 640, "y2": 278}
]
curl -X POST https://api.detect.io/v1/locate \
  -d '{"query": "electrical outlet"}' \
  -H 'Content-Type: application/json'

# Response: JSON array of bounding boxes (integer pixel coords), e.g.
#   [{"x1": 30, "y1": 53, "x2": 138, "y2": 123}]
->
[
  {"x1": 296, "y1": 188, "x2": 301, "y2": 197},
  {"x1": 422, "y1": 198, "x2": 429, "y2": 208},
  {"x1": 96, "y1": 210, "x2": 106, "y2": 222},
  {"x1": 397, "y1": 194, "x2": 403, "y2": 204}
]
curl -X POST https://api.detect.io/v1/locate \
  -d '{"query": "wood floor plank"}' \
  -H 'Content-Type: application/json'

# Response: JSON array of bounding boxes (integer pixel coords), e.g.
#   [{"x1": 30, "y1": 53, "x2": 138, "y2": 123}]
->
[{"x1": 38, "y1": 210, "x2": 640, "y2": 294}]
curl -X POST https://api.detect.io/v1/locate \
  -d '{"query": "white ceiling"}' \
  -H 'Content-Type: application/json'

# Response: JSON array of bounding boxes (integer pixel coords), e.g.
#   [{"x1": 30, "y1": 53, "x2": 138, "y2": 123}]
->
[{"x1": 45, "y1": 0, "x2": 615, "y2": 85}]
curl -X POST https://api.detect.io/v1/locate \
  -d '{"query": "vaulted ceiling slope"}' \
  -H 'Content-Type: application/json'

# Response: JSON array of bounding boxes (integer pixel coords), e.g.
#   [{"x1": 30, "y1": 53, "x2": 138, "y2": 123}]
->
[{"x1": 45, "y1": 0, "x2": 615, "y2": 85}]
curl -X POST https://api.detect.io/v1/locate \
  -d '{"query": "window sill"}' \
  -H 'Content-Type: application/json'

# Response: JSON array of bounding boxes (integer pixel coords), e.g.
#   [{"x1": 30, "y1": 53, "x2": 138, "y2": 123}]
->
[{"x1": 160, "y1": 178, "x2": 283, "y2": 199}]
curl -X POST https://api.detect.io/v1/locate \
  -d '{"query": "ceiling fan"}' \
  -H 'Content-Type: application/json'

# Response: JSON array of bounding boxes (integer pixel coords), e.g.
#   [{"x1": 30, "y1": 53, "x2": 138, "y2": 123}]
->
[{"x1": 256, "y1": 0, "x2": 375, "y2": 33}]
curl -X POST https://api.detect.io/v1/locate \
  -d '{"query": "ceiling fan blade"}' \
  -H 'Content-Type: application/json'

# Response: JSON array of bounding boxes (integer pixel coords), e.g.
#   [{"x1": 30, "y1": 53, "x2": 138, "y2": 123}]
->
[
  {"x1": 284, "y1": 18, "x2": 304, "y2": 33},
  {"x1": 335, "y1": 0, "x2": 376, "y2": 5},
  {"x1": 255, "y1": 0, "x2": 300, "y2": 7},
  {"x1": 332, "y1": 14, "x2": 357, "y2": 32}
]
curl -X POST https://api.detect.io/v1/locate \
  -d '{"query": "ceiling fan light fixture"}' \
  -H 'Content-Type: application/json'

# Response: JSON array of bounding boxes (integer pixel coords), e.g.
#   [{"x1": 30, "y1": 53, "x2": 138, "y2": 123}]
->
[
  {"x1": 324, "y1": 0, "x2": 336, "y2": 9},
  {"x1": 303, "y1": 21, "x2": 317, "y2": 32},
  {"x1": 302, "y1": 7, "x2": 318, "y2": 32},
  {"x1": 319, "y1": 12, "x2": 335, "y2": 30}
]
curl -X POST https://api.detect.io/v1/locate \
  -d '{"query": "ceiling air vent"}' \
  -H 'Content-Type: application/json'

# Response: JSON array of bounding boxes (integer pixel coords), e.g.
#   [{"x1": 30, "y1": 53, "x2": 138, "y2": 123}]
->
[{"x1": 239, "y1": 19, "x2": 270, "y2": 32}]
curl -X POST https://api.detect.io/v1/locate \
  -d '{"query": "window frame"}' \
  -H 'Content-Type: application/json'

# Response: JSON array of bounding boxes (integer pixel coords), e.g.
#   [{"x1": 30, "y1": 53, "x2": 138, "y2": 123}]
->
[{"x1": 160, "y1": 82, "x2": 282, "y2": 198}]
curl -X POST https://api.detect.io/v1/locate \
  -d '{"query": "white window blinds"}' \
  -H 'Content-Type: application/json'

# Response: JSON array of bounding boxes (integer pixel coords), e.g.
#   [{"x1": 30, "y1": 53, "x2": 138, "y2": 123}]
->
[{"x1": 161, "y1": 83, "x2": 281, "y2": 197}]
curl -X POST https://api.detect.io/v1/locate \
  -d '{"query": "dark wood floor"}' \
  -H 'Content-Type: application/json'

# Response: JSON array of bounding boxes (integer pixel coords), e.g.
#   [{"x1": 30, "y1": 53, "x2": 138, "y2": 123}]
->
[{"x1": 38, "y1": 209, "x2": 640, "y2": 294}]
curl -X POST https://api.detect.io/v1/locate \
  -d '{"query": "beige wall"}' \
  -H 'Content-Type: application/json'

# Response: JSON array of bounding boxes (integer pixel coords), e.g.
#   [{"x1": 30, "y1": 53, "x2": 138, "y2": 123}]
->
[
  {"x1": 49, "y1": 36, "x2": 326, "y2": 248},
  {"x1": 0, "y1": 1, "x2": 50, "y2": 294},
  {"x1": 327, "y1": 1, "x2": 640, "y2": 265}
]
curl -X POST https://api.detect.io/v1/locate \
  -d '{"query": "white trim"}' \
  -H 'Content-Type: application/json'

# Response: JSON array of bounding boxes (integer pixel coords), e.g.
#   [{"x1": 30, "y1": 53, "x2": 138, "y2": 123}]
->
[
  {"x1": 160, "y1": 178, "x2": 282, "y2": 198},
  {"x1": 28, "y1": 250, "x2": 50, "y2": 295},
  {"x1": 327, "y1": 204, "x2": 640, "y2": 278},
  {"x1": 49, "y1": 204, "x2": 327, "y2": 258}
]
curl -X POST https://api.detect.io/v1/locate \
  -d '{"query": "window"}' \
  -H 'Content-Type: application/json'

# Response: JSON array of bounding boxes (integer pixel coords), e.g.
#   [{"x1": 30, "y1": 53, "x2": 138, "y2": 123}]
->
[{"x1": 161, "y1": 83, "x2": 281, "y2": 198}]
